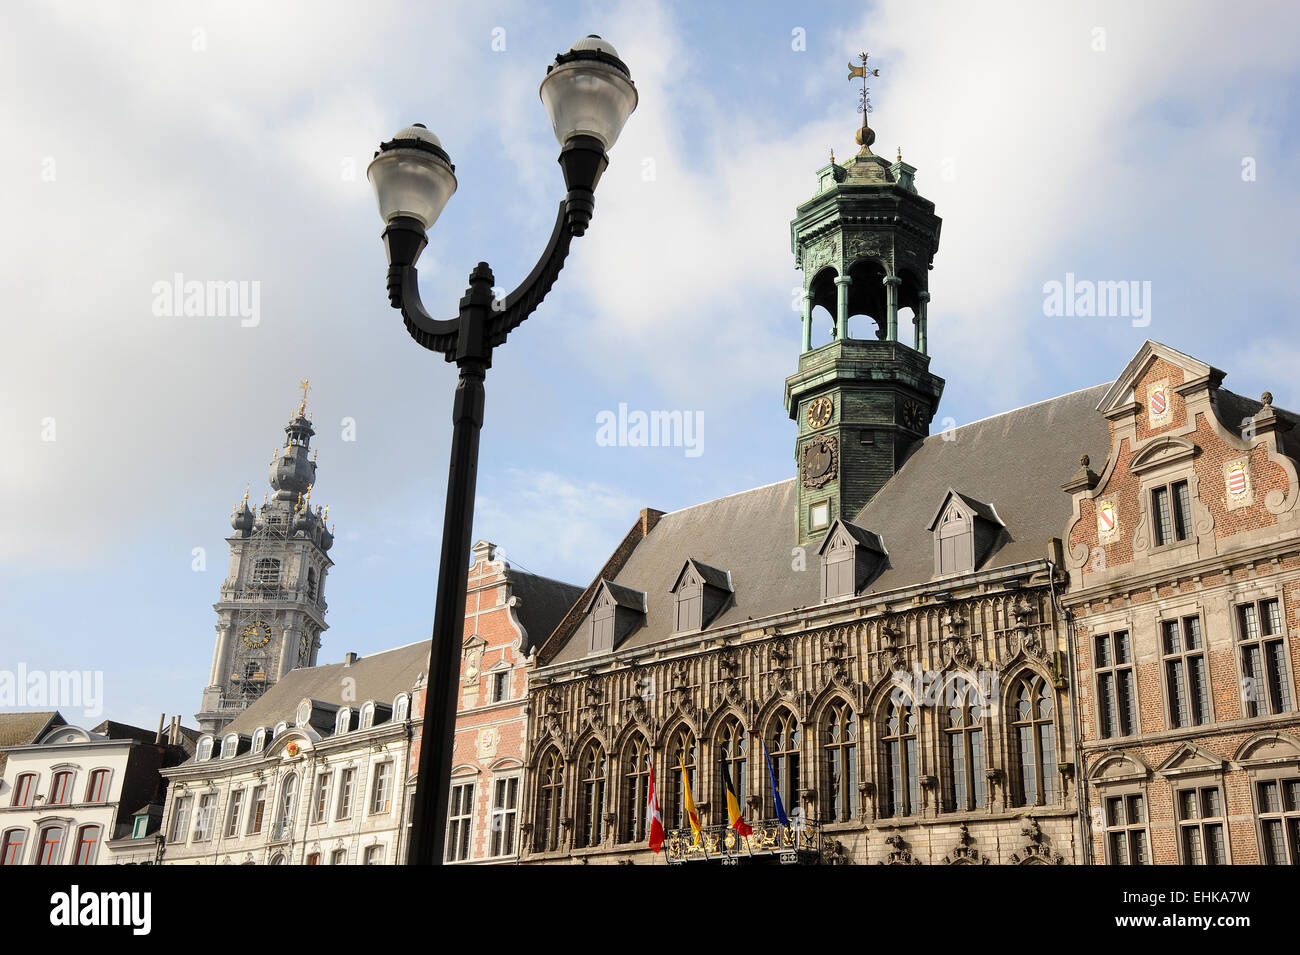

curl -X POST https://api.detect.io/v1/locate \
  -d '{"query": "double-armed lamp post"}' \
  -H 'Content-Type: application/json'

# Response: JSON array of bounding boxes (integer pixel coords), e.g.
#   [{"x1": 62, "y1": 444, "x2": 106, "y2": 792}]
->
[{"x1": 366, "y1": 36, "x2": 637, "y2": 865}]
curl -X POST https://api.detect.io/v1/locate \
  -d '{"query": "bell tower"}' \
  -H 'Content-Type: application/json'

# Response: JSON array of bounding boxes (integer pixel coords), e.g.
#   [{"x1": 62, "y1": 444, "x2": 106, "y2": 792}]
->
[
  {"x1": 785, "y1": 54, "x2": 946, "y2": 545},
  {"x1": 198, "y1": 381, "x2": 336, "y2": 733}
]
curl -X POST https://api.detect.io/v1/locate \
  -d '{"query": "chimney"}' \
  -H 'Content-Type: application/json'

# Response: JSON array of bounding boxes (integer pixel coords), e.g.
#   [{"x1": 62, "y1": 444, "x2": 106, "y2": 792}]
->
[
  {"x1": 344, "y1": 652, "x2": 358, "y2": 666},
  {"x1": 155, "y1": 713, "x2": 165, "y2": 744}
]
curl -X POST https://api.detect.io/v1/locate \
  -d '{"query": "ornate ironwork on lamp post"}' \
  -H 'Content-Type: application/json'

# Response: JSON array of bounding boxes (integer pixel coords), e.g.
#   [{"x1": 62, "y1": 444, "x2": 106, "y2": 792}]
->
[{"x1": 366, "y1": 36, "x2": 637, "y2": 865}]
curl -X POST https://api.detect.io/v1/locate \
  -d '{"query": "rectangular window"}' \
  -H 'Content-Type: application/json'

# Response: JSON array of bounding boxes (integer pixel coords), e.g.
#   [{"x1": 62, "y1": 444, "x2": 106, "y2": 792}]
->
[
  {"x1": 330, "y1": 848, "x2": 346, "y2": 865},
  {"x1": 312, "y1": 773, "x2": 330, "y2": 824},
  {"x1": 370, "y1": 762, "x2": 392, "y2": 815},
  {"x1": 12, "y1": 774, "x2": 36, "y2": 808},
  {"x1": 169, "y1": 796, "x2": 192, "y2": 843},
  {"x1": 226, "y1": 791, "x2": 244, "y2": 838},
  {"x1": 1152, "y1": 480, "x2": 1192, "y2": 546},
  {"x1": 1095, "y1": 631, "x2": 1138, "y2": 738},
  {"x1": 337, "y1": 768, "x2": 355, "y2": 820},
  {"x1": 36, "y1": 827, "x2": 64, "y2": 865},
  {"x1": 73, "y1": 826, "x2": 100, "y2": 865},
  {"x1": 446, "y1": 781, "x2": 475, "y2": 862},
  {"x1": 50, "y1": 771, "x2": 73, "y2": 806},
  {"x1": 193, "y1": 794, "x2": 216, "y2": 841},
  {"x1": 363, "y1": 845, "x2": 383, "y2": 865},
  {"x1": 86, "y1": 770, "x2": 110, "y2": 803},
  {"x1": 1, "y1": 830, "x2": 27, "y2": 866},
  {"x1": 1256, "y1": 777, "x2": 1300, "y2": 864},
  {"x1": 491, "y1": 776, "x2": 519, "y2": 857},
  {"x1": 492, "y1": 670, "x2": 509, "y2": 703},
  {"x1": 1239, "y1": 599, "x2": 1294, "y2": 717},
  {"x1": 1104, "y1": 792, "x2": 1150, "y2": 865},
  {"x1": 248, "y1": 786, "x2": 266, "y2": 836},
  {"x1": 1163, "y1": 616, "x2": 1211, "y2": 728},
  {"x1": 1177, "y1": 786, "x2": 1227, "y2": 864}
]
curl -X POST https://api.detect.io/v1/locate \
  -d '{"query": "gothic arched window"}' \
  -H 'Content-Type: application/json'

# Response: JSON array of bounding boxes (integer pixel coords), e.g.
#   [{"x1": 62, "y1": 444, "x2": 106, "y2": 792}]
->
[
  {"x1": 944, "y1": 682, "x2": 987, "y2": 812},
  {"x1": 715, "y1": 716, "x2": 747, "y2": 813},
  {"x1": 620, "y1": 734, "x2": 651, "y2": 843},
  {"x1": 881, "y1": 695, "x2": 920, "y2": 817},
  {"x1": 1011, "y1": 673, "x2": 1058, "y2": 806},
  {"x1": 534, "y1": 747, "x2": 563, "y2": 852},
  {"x1": 576, "y1": 742, "x2": 606, "y2": 849},
  {"x1": 766, "y1": 709, "x2": 801, "y2": 820},
  {"x1": 823, "y1": 699, "x2": 857, "y2": 822},
  {"x1": 667, "y1": 726, "x2": 698, "y2": 831}
]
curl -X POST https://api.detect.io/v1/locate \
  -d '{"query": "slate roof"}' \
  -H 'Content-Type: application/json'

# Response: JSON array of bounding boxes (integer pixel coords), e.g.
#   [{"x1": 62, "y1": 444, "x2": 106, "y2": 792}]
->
[
  {"x1": 0, "y1": 711, "x2": 64, "y2": 775},
  {"x1": 217, "y1": 639, "x2": 432, "y2": 740},
  {"x1": 546, "y1": 383, "x2": 1113, "y2": 666},
  {"x1": 508, "y1": 570, "x2": 586, "y2": 654}
]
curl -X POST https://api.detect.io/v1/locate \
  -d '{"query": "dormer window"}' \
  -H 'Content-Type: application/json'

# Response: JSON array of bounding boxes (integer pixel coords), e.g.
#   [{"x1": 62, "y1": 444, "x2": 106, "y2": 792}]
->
[
  {"x1": 393, "y1": 694, "x2": 410, "y2": 722},
  {"x1": 818, "y1": 520, "x2": 886, "y2": 600},
  {"x1": 360, "y1": 702, "x2": 376, "y2": 729},
  {"x1": 335, "y1": 708, "x2": 351, "y2": 735},
  {"x1": 221, "y1": 734, "x2": 239, "y2": 759},
  {"x1": 296, "y1": 700, "x2": 313, "y2": 726},
  {"x1": 584, "y1": 579, "x2": 647, "y2": 655},
  {"x1": 273, "y1": 721, "x2": 288, "y2": 738},
  {"x1": 669, "y1": 559, "x2": 732, "y2": 634},
  {"x1": 196, "y1": 736, "x2": 214, "y2": 761},
  {"x1": 928, "y1": 489, "x2": 1004, "y2": 578},
  {"x1": 251, "y1": 728, "x2": 266, "y2": 752}
]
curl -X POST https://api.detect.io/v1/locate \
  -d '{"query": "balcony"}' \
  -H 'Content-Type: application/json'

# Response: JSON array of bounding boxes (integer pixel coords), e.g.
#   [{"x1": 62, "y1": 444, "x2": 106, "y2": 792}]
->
[{"x1": 664, "y1": 819, "x2": 822, "y2": 865}]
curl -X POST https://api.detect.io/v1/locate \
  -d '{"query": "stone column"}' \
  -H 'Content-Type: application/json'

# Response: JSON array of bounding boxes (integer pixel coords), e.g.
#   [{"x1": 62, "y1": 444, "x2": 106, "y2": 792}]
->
[
  {"x1": 801, "y1": 288, "x2": 813, "y2": 353},
  {"x1": 883, "y1": 274, "x2": 901, "y2": 341},
  {"x1": 209, "y1": 622, "x2": 232, "y2": 687},
  {"x1": 917, "y1": 290, "x2": 930, "y2": 354},
  {"x1": 834, "y1": 275, "x2": 852, "y2": 340}
]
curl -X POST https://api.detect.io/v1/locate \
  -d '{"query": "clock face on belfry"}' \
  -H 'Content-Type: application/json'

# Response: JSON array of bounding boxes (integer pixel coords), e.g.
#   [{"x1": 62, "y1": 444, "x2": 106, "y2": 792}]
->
[
  {"x1": 241, "y1": 620, "x2": 272, "y2": 650},
  {"x1": 901, "y1": 399, "x2": 925, "y2": 431},
  {"x1": 806, "y1": 395, "x2": 833, "y2": 429}
]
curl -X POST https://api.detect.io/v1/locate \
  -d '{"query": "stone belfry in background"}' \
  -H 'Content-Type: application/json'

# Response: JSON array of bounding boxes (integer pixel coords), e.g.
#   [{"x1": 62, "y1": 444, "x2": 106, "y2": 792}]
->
[
  {"x1": 786, "y1": 53, "x2": 946, "y2": 545},
  {"x1": 197, "y1": 381, "x2": 335, "y2": 733}
]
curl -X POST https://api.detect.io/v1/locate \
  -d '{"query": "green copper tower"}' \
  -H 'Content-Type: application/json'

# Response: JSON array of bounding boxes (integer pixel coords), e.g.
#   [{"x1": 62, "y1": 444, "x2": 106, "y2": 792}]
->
[{"x1": 785, "y1": 55, "x2": 945, "y2": 545}]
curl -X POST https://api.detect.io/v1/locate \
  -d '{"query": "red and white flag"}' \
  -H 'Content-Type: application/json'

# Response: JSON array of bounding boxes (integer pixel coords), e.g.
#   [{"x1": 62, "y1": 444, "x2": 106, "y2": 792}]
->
[{"x1": 647, "y1": 764, "x2": 665, "y2": 853}]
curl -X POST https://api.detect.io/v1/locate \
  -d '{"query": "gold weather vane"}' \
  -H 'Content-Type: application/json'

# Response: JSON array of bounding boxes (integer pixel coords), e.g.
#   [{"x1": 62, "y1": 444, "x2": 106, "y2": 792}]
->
[
  {"x1": 848, "y1": 52, "x2": 880, "y2": 119},
  {"x1": 297, "y1": 378, "x2": 311, "y2": 416}
]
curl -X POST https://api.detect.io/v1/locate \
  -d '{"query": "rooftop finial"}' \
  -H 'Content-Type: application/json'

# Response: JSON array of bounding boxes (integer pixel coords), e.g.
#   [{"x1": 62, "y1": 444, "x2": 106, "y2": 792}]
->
[
  {"x1": 242, "y1": 484, "x2": 250, "y2": 504},
  {"x1": 297, "y1": 378, "x2": 310, "y2": 417},
  {"x1": 848, "y1": 51, "x2": 880, "y2": 149}
]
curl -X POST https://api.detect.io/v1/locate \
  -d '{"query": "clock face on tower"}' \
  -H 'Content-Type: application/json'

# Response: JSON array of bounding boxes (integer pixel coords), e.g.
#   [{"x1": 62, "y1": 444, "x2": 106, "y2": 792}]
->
[
  {"x1": 901, "y1": 399, "x2": 925, "y2": 432},
  {"x1": 806, "y1": 395, "x2": 833, "y2": 429},
  {"x1": 241, "y1": 620, "x2": 272, "y2": 650}
]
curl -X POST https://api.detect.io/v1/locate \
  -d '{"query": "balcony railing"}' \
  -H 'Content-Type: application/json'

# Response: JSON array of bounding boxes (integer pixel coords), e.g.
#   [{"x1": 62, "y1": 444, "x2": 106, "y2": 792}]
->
[{"x1": 664, "y1": 819, "x2": 822, "y2": 865}]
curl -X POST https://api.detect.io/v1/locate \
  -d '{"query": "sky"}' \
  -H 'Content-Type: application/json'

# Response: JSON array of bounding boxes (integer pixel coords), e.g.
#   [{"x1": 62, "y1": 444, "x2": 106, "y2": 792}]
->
[{"x1": 2, "y1": 0, "x2": 1299, "y2": 730}]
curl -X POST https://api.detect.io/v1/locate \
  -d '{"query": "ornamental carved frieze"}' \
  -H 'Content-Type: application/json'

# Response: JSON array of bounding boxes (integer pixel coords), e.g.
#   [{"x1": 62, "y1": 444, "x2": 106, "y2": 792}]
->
[
  {"x1": 580, "y1": 680, "x2": 605, "y2": 732},
  {"x1": 844, "y1": 233, "x2": 885, "y2": 267},
  {"x1": 877, "y1": 833, "x2": 921, "y2": 865},
  {"x1": 622, "y1": 663, "x2": 653, "y2": 727},
  {"x1": 540, "y1": 688, "x2": 568, "y2": 750},
  {"x1": 801, "y1": 435, "x2": 839, "y2": 490},
  {"x1": 941, "y1": 610, "x2": 973, "y2": 667},
  {"x1": 941, "y1": 823, "x2": 989, "y2": 865},
  {"x1": 714, "y1": 648, "x2": 745, "y2": 708},
  {"x1": 1008, "y1": 598, "x2": 1046, "y2": 660},
  {"x1": 801, "y1": 233, "x2": 841, "y2": 274},
  {"x1": 1008, "y1": 819, "x2": 1064, "y2": 865},
  {"x1": 821, "y1": 627, "x2": 854, "y2": 689},
  {"x1": 765, "y1": 638, "x2": 796, "y2": 698}
]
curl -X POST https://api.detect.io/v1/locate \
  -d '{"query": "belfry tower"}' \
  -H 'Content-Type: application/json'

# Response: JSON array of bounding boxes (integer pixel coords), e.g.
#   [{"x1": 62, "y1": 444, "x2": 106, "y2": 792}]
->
[
  {"x1": 197, "y1": 382, "x2": 335, "y2": 733},
  {"x1": 785, "y1": 54, "x2": 946, "y2": 545}
]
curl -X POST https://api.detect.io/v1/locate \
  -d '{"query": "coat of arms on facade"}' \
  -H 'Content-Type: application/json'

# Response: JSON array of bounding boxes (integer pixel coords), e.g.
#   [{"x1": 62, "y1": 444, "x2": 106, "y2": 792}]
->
[
  {"x1": 1146, "y1": 378, "x2": 1172, "y2": 428},
  {"x1": 801, "y1": 435, "x2": 839, "y2": 489},
  {"x1": 1095, "y1": 498, "x2": 1119, "y2": 545},
  {"x1": 1225, "y1": 458, "x2": 1253, "y2": 510}
]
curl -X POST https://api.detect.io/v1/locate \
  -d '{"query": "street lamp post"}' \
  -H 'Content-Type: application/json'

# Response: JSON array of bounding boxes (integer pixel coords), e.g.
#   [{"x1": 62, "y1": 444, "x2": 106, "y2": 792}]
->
[{"x1": 367, "y1": 36, "x2": 637, "y2": 866}]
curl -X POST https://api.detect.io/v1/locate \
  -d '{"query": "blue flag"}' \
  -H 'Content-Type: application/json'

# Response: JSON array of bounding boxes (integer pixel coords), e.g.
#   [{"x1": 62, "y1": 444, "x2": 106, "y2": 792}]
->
[{"x1": 763, "y1": 742, "x2": 790, "y2": 826}]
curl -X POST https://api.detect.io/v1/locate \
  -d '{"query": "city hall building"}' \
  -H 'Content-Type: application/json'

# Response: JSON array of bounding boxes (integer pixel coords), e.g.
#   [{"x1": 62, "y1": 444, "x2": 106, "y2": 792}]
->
[{"x1": 511, "y1": 116, "x2": 1300, "y2": 865}]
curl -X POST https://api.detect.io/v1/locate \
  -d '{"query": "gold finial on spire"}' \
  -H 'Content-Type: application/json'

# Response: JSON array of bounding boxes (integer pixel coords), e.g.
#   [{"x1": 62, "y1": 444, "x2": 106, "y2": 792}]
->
[
  {"x1": 263, "y1": 491, "x2": 269, "y2": 506},
  {"x1": 272, "y1": 446, "x2": 279, "y2": 463},
  {"x1": 297, "y1": 378, "x2": 310, "y2": 417},
  {"x1": 313, "y1": 448, "x2": 318, "y2": 463},
  {"x1": 242, "y1": 484, "x2": 250, "y2": 505},
  {"x1": 296, "y1": 491, "x2": 303, "y2": 513},
  {"x1": 323, "y1": 505, "x2": 329, "y2": 522},
  {"x1": 897, "y1": 146, "x2": 903, "y2": 162},
  {"x1": 830, "y1": 147, "x2": 836, "y2": 165}
]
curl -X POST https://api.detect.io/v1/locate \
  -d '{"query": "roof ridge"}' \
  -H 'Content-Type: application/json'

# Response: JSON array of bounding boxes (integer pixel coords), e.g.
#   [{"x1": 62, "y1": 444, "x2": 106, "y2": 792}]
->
[
  {"x1": 663, "y1": 477, "x2": 795, "y2": 518},
  {"x1": 936, "y1": 381, "x2": 1113, "y2": 436}
]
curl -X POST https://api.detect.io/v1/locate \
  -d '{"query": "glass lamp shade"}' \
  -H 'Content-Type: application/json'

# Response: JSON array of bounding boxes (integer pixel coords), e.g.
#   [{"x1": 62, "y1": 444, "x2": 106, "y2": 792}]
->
[
  {"x1": 366, "y1": 125, "x2": 458, "y2": 230},
  {"x1": 539, "y1": 36, "x2": 637, "y2": 151}
]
